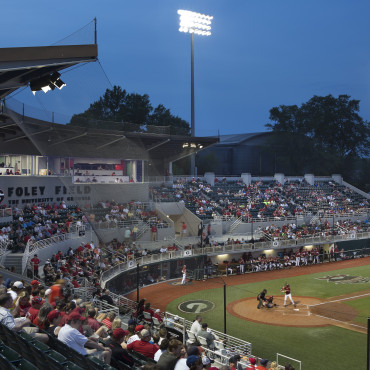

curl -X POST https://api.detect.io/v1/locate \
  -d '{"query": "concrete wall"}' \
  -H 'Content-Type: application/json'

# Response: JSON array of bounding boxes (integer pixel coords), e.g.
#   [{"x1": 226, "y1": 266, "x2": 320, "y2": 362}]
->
[{"x1": 0, "y1": 176, "x2": 149, "y2": 207}]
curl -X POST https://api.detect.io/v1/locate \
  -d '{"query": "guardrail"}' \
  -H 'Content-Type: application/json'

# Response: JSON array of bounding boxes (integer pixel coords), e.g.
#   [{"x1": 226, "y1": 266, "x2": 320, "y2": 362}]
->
[
  {"x1": 21, "y1": 232, "x2": 83, "y2": 274},
  {"x1": 0, "y1": 208, "x2": 12, "y2": 218},
  {"x1": 100, "y1": 231, "x2": 370, "y2": 286}
]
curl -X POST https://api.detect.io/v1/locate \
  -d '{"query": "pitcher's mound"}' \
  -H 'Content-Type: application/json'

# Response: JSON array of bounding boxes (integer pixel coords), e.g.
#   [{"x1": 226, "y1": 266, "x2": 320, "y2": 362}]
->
[{"x1": 227, "y1": 296, "x2": 329, "y2": 327}]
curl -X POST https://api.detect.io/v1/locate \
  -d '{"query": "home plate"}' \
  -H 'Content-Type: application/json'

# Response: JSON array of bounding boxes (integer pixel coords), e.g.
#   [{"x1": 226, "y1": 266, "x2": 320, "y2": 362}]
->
[{"x1": 294, "y1": 309, "x2": 299, "y2": 311}]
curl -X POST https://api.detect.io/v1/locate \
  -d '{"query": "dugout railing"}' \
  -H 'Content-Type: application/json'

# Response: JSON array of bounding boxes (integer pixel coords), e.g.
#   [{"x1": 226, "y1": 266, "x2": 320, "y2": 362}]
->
[{"x1": 100, "y1": 230, "x2": 370, "y2": 286}]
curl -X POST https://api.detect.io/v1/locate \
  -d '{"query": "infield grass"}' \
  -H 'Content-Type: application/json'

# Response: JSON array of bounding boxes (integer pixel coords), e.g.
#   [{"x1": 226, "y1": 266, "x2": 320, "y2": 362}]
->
[
  {"x1": 166, "y1": 265, "x2": 370, "y2": 370},
  {"x1": 344, "y1": 296, "x2": 370, "y2": 325}
]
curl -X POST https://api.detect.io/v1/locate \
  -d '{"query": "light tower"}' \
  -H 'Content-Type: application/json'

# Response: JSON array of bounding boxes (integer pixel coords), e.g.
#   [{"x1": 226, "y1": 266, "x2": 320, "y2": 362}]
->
[{"x1": 178, "y1": 9, "x2": 213, "y2": 177}]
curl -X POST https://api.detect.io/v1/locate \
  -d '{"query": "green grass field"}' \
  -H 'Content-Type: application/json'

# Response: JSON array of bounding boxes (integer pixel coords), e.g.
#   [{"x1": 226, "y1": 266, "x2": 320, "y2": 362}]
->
[
  {"x1": 166, "y1": 265, "x2": 370, "y2": 369},
  {"x1": 344, "y1": 296, "x2": 370, "y2": 325}
]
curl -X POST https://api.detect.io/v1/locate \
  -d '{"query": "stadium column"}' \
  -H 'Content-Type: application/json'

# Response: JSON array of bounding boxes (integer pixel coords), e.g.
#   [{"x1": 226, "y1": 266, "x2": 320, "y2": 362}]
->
[
  {"x1": 224, "y1": 283, "x2": 227, "y2": 334},
  {"x1": 136, "y1": 263, "x2": 140, "y2": 303}
]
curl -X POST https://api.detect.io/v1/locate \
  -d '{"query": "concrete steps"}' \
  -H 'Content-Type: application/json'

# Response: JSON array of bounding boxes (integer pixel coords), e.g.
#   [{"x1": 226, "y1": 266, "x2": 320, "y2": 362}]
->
[{"x1": 3, "y1": 253, "x2": 23, "y2": 274}]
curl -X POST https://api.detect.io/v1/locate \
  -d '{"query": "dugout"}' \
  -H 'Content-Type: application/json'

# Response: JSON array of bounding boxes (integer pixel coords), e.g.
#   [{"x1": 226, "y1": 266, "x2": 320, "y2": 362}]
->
[{"x1": 106, "y1": 255, "x2": 207, "y2": 297}]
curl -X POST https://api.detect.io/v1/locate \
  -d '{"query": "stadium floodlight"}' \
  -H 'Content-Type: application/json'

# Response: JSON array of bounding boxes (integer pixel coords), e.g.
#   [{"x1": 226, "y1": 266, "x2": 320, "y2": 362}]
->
[
  {"x1": 178, "y1": 10, "x2": 213, "y2": 36},
  {"x1": 30, "y1": 71, "x2": 66, "y2": 95},
  {"x1": 177, "y1": 9, "x2": 213, "y2": 177}
]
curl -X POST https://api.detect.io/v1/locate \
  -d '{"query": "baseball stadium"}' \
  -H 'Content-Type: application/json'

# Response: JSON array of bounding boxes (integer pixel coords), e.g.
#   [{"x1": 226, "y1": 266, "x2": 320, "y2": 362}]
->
[{"x1": 0, "y1": 17, "x2": 370, "y2": 370}]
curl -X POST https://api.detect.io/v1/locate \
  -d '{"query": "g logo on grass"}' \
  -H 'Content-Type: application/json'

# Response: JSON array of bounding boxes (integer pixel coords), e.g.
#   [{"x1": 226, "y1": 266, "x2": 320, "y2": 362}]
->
[
  {"x1": 178, "y1": 300, "x2": 215, "y2": 313},
  {"x1": 316, "y1": 274, "x2": 370, "y2": 284}
]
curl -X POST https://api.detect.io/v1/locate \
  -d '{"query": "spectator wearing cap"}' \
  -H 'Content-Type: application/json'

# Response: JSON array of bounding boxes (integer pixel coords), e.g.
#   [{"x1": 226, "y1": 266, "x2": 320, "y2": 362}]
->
[
  {"x1": 27, "y1": 296, "x2": 44, "y2": 322},
  {"x1": 156, "y1": 338, "x2": 183, "y2": 370},
  {"x1": 127, "y1": 324, "x2": 144, "y2": 344},
  {"x1": 46, "y1": 309, "x2": 62, "y2": 337},
  {"x1": 186, "y1": 355, "x2": 202, "y2": 370},
  {"x1": 58, "y1": 311, "x2": 112, "y2": 364},
  {"x1": 0, "y1": 292, "x2": 48, "y2": 343},
  {"x1": 246, "y1": 357, "x2": 257, "y2": 369},
  {"x1": 30, "y1": 280, "x2": 40, "y2": 290},
  {"x1": 44, "y1": 288, "x2": 52, "y2": 303},
  {"x1": 153, "y1": 308, "x2": 163, "y2": 323},
  {"x1": 127, "y1": 328, "x2": 158, "y2": 359},
  {"x1": 202, "y1": 356, "x2": 214, "y2": 369},
  {"x1": 106, "y1": 328, "x2": 134, "y2": 367},
  {"x1": 256, "y1": 359, "x2": 269, "y2": 370}
]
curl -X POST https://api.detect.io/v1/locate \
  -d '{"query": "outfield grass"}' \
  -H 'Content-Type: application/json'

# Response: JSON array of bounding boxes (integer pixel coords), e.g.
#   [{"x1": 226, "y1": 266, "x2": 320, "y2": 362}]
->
[{"x1": 166, "y1": 265, "x2": 370, "y2": 369}]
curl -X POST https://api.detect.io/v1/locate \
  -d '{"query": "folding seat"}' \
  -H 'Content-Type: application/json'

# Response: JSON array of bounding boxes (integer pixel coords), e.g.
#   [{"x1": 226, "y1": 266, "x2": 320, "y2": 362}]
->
[
  {"x1": 0, "y1": 344, "x2": 21, "y2": 364},
  {"x1": 0, "y1": 353, "x2": 16, "y2": 369},
  {"x1": 16, "y1": 358, "x2": 38, "y2": 370}
]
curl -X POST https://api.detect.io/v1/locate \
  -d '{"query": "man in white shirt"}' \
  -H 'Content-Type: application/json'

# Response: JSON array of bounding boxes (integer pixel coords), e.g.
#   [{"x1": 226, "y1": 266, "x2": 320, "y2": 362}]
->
[
  {"x1": 190, "y1": 315, "x2": 202, "y2": 336},
  {"x1": 58, "y1": 312, "x2": 111, "y2": 364},
  {"x1": 0, "y1": 293, "x2": 48, "y2": 343}
]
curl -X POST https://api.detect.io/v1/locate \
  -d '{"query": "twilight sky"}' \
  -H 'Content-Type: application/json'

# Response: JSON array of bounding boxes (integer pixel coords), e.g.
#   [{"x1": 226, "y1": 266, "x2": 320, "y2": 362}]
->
[{"x1": 2, "y1": 0, "x2": 370, "y2": 137}]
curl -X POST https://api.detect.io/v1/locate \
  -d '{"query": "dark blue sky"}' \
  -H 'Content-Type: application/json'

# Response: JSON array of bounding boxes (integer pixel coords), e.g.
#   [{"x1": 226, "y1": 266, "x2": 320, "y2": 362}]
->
[{"x1": 3, "y1": 0, "x2": 370, "y2": 136}]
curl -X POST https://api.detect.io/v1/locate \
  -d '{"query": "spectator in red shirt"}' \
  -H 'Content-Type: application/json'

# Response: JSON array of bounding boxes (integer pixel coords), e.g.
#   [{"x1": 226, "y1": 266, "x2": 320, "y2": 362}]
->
[
  {"x1": 143, "y1": 302, "x2": 154, "y2": 324},
  {"x1": 27, "y1": 296, "x2": 44, "y2": 322},
  {"x1": 151, "y1": 225, "x2": 157, "y2": 241},
  {"x1": 153, "y1": 309, "x2": 163, "y2": 323},
  {"x1": 87, "y1": 308, "x2": 101, "y2": 332},
  {"x1": 127, "y1": 329, "x2": 157, "y2": 359},
  {"x1": 30, "y1": 254, "x2": 40, "y2": 278},
  {"x1": 71, "y1": 276, "x2": 80, "y2": 288},
  {"x1": 102, "y1": 312, "x2": 116, "y2": 330}
]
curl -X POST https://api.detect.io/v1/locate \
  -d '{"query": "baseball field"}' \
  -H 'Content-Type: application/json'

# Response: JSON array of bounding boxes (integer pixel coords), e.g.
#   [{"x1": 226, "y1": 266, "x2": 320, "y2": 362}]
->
[{"x1": 127, "y1": 257, "x2": 370, "y2": 369}]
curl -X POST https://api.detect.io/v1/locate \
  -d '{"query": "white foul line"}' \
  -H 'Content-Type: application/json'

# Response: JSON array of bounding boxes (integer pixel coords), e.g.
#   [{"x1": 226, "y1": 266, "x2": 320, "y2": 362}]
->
[
  {"x1": 308, "y1": 292, "x2": 370, "y2": 307},
  {"x1": 311, "y1": 313, "x2": 366, "y2": 330}
]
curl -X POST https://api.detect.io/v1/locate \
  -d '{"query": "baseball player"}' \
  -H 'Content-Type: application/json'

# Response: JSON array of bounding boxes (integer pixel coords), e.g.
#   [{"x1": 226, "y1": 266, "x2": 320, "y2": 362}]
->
[
  {"x1": 281, "y1": 283, "x2": 296, "y2": 307},
  {"x1": 257, "y1": 289, "x2": 267, "y2": 309},
  {"x1": 239, "y1": 257, "x2": 245, "y2": 274},
  {"x1": 181, "y1": 265, "x2": 187, "y2": 284},
  {"x1": 295, "y1": 250, "x2": 300, "y2": 266}
]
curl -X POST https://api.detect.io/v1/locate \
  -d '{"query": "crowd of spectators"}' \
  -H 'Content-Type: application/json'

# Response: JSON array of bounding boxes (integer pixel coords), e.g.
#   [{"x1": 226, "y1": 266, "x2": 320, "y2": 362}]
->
[
  {"x1": 83, "y1": 200, "x2": 169, "y2": 230},
  {"x1": 151, "y1": 178, "x2": 369, "y2": 220},
  {"x1": 0, "y1": 202, "x2": 83, "y2": 252}
]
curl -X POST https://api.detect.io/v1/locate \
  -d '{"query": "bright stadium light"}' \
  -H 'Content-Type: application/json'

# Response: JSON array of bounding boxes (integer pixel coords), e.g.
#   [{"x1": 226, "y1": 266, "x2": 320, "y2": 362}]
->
[
  {"x1": 177, "y1": 9, "x2": 213, "y2": 177},
  {"x1": 178, "y1": 9, "x2": 213, "y2": 36}
]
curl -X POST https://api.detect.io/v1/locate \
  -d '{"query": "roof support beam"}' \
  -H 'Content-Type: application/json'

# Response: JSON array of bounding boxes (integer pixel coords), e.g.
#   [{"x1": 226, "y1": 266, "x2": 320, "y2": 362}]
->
[
  {"x1": 49, "y1": 132, "x2": 87, "y2": 146},
  {"x1": 3, "y1": 127, "x2": 52, "y2": 143},
  {"x1": 147, "y1": 139, "x2": 170, "y2": 152},
  {"x1": 96, "y1": 136, "x2": 126, "y2": 149}
]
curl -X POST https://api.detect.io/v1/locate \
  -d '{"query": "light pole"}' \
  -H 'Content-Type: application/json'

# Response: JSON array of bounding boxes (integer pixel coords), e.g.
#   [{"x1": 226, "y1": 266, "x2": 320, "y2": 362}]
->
[{"x1": 178, "y1": 9, "x2": 213, "y2": 177}]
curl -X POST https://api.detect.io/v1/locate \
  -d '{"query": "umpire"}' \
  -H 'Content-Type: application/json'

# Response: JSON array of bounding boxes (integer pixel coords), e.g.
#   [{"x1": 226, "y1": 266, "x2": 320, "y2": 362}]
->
[{"x1": 257, "y1": 289, "x2": 267, "y2": 309}]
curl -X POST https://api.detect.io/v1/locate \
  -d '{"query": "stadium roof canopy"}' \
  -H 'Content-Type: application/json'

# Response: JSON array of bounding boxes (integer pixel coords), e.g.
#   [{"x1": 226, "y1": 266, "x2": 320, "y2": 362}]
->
[
  {"x1": 0, "y1": 43, "x2": 218, "y2": 166},
  {"x1": 0, "y1": 44, "x2": 98, "y2": 98},
  {"x1": 0, "y1": 110, "x2": 218, "y2": 163}
]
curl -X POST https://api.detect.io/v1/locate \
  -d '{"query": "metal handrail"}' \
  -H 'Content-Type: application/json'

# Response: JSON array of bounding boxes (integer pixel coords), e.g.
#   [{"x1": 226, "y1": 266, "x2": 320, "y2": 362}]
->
[
  {"x1": 99, "y1": 230, "x2": 370, "y2": 286},
  {"x1": 0, "y1": 208, "x2": 12, "y2": 218}
]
